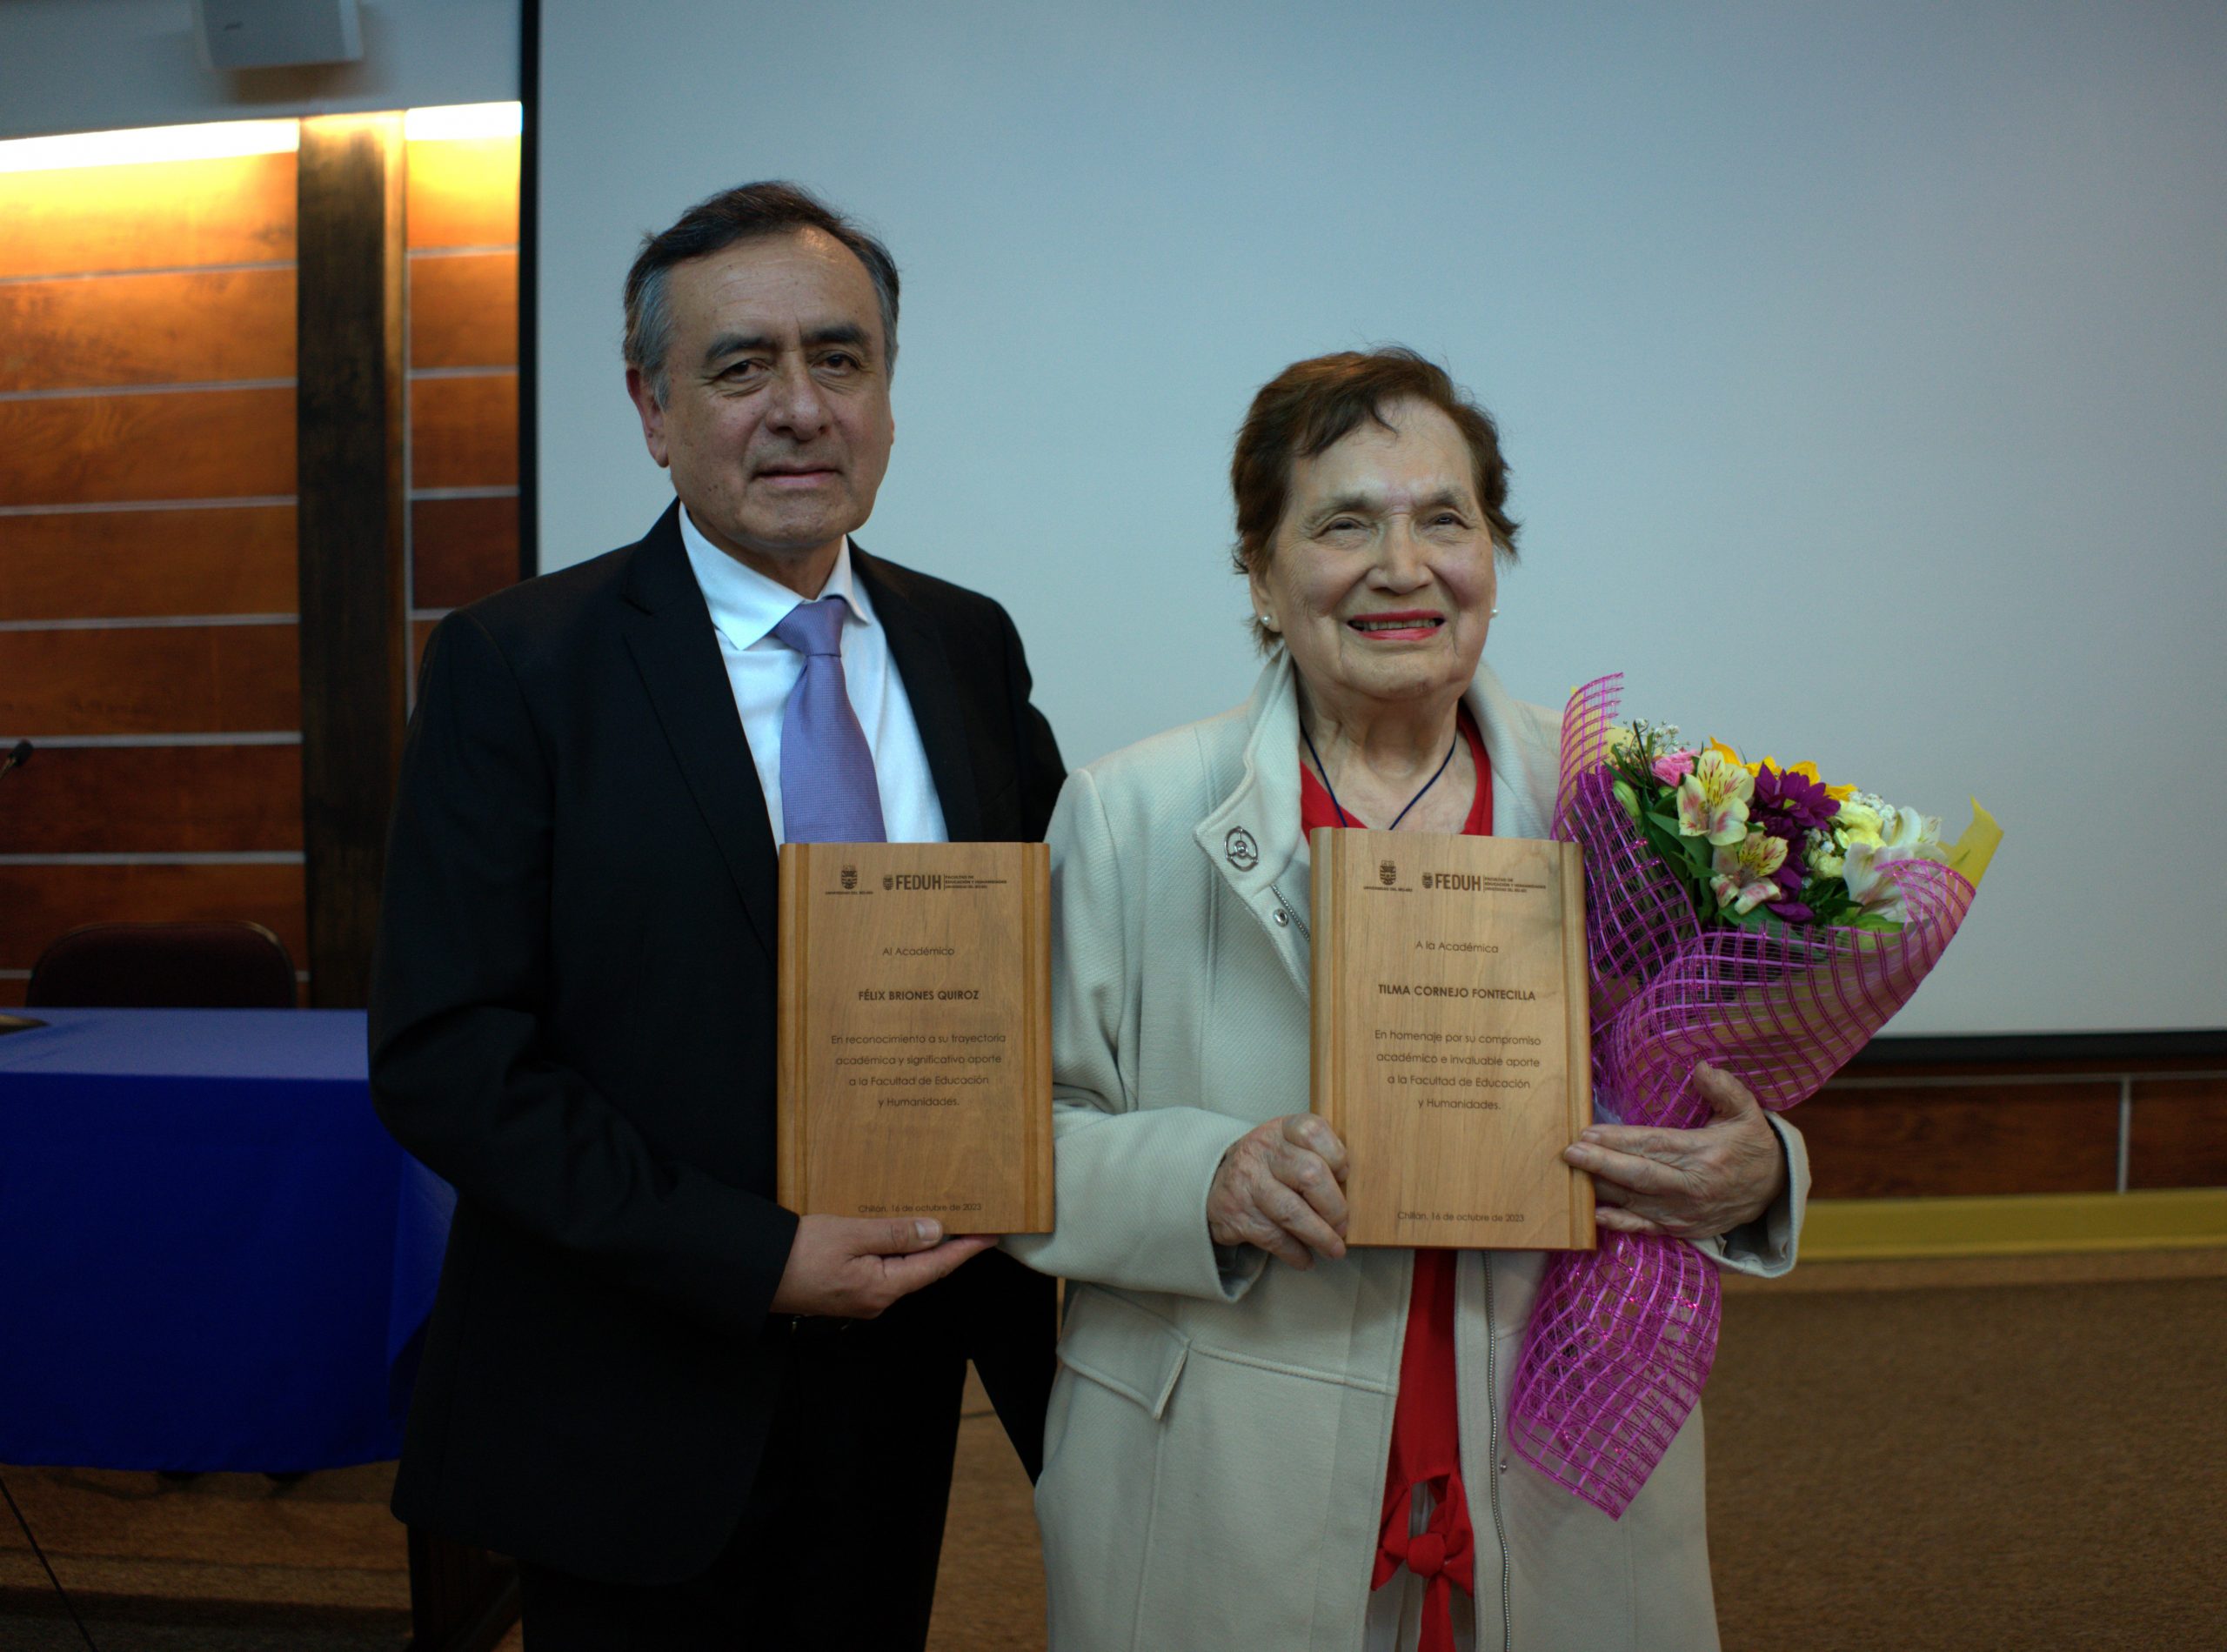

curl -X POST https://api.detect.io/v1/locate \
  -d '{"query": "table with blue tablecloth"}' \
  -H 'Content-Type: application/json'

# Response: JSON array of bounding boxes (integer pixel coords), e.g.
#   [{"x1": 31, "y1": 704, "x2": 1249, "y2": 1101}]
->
[{"x1": 0, "y1": 1007, "x2": 451, "y2": 1472}]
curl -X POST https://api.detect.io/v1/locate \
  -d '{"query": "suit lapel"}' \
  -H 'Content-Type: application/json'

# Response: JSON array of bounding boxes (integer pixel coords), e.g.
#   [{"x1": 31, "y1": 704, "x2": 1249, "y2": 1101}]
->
[
  {"x1": 619, "y1": 505, "x2": 779, "y2": 960},
  {"x1": 854, "y1": 546, "x2": 984, "y2": 843}
]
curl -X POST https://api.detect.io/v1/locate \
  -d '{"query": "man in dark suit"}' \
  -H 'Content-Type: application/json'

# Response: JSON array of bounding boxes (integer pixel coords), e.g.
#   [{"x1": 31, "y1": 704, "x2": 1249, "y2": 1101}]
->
[{"x1": 370, "y1": 182, "x2": 1064, "y2": 1649}]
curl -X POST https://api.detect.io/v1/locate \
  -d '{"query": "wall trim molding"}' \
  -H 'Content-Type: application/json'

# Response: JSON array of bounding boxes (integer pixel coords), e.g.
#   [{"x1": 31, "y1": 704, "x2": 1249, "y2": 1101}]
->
[
  {"x1": 1855, "y1": 1030, "x2": 2227, "y2": 1068},
  {"x1": 1802, "y1": 1188, "x2": 2227, "y2": 1261}
]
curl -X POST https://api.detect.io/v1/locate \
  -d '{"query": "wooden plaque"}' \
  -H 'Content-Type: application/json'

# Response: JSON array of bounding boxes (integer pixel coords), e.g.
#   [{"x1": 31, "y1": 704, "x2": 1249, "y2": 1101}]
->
[
  {"x1": 778, "y1": 841, "x2": 1053, "y2": 1233},
  {"x1": 1311, "y1": 828, "x2": 1595, "y2": 1250}
]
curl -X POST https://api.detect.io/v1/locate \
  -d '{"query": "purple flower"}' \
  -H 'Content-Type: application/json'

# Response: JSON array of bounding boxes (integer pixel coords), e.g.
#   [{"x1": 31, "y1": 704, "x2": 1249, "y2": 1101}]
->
[{"x1": 1753, "y1": 763, "x2": 1839, "y2": 834}]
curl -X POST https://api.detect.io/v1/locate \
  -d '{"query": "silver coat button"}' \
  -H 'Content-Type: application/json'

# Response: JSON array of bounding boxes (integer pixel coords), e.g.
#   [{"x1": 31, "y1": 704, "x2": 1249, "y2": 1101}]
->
[{"x1": 1273, "y1": 908, "x2": 1289, "y2": 926}]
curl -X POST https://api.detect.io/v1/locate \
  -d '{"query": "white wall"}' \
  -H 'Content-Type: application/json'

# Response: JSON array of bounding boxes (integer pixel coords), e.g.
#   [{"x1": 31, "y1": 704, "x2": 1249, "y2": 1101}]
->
[
  {"x1": 553, "y1": 2, "x2": 2219, "y2": 1034},
  {"x1": 0, "y1": 0, "x2": 518, "y2": 138}
]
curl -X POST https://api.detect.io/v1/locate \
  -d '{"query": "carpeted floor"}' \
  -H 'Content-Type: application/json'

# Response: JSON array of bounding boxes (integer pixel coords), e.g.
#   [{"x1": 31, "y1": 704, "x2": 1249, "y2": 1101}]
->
[
  {"x1": 7, "y1": 1252, "x2": 2221, "y2": 1650},
  {"x1": 1708, "y1": 1251, "x2": 2227, "y2": 1651}
]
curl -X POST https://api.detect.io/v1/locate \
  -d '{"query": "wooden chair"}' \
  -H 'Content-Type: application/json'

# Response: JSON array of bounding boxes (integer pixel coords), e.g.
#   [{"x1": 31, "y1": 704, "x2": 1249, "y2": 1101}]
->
[{"x1": 26, "y1": 921, "x2": 298, "y2": 1010}]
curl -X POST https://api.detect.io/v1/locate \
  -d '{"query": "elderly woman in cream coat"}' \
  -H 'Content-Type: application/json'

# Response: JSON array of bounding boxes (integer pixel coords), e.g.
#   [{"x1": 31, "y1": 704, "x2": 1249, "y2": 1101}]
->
[{"x1": 1008, "y1": 350, "x2": 1809, "y2": 1652}]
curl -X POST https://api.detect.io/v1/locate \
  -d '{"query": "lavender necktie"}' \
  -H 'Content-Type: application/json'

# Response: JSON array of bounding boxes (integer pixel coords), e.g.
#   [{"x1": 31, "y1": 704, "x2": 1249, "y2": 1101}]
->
[{"x1": 770, "y1": 597, "x2": 887, "y2": 843}]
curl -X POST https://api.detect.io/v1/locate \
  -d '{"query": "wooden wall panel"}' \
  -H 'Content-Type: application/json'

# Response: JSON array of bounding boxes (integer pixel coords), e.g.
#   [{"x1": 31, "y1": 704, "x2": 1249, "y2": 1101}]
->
[
  {"x1": 411, "y1": 373, "x2": 518, "y2": 489},
  {"x1": 1797, "y1": 1085, "x2": 2123, "y2": 1198},
  {"x1": 0, "y1": 144, "x2": 315, "y2": 1003},
  {"x1": 410, "y1": 252, "x2": 518, "y2": 369},
  {"x1": 405, "y1": 138, "x2": 520, "y2": 249},
  {"x1": 0, "y1": 386, "x2": 295, "y2": 506},
  {"x1": 2129, "y1": 1077, "x2": 2227, "y2": 1190},
  {"x1": 0, "y1": 267, "x2": 295, "y2": 392},
  {"x1": 0, "y1": 625, "x2": 299, "y2": 736},
  {"x1": 2, "y1": 505, "x2": 297, "y2": 620},
  {"x1": 412, "y1": 494, "x2": 518, "y2": 609},
  {"x1": 0, "y1": 863, "x2": 307, "y2": 972},
  {"x1": 0, "y1": 153, "x2": 297, "y2": 279},
  {"x1": 0, "y1": 746, "x2": 302, "y2": 854},
  {"x1": 411, "y1": 618, "x2": 438, "y2": 683}
]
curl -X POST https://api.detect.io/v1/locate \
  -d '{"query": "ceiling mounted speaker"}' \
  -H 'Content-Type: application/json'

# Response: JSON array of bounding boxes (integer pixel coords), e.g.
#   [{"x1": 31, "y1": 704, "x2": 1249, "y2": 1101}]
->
[{"x1": 195, "y1": 0, "x2": 364, "y2": 70}]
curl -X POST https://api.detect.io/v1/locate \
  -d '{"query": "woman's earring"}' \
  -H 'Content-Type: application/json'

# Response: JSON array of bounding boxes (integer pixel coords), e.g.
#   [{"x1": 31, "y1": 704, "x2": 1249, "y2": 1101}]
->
[{"x1": 1491, "y1": 606, "x2": 1501, "y2": 617}]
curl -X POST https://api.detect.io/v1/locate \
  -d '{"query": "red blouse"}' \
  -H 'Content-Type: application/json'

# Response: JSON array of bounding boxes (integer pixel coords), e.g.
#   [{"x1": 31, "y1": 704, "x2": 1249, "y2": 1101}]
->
[{"x1": 1299, "y1": 711, "x2": 1490, "y2": 1652}]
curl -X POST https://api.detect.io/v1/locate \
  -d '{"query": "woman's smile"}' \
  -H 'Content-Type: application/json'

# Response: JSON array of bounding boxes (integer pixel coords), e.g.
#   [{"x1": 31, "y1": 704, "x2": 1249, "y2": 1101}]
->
[{"x1": 1346, "y1": 609, "x2": 1445, "y2": 641}]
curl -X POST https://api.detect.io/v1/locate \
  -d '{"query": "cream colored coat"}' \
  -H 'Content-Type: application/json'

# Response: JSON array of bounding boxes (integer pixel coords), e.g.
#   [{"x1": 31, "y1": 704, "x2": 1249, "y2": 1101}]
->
[{"x1": 1008, "y1": 654, "x2": 1809, "y2": 1652}]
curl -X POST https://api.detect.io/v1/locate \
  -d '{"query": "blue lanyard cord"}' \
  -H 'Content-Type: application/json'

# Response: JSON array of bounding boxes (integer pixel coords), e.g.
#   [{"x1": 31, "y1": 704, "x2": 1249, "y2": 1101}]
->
[{"x1": 1301, "y1": 719, "x2": 1461, "y2": 832}]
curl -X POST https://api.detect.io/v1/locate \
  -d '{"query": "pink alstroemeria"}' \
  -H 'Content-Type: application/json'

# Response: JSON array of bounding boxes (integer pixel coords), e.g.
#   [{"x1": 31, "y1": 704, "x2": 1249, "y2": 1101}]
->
[
  {"x1": 1652, "y1": 749, "x2": 1697, "y2": 786},
  {"x1": 1676, "y1": 749, "x2": 1753, "y2": 846},
  {"x1": 1710, "y1": 829, "x2": 1789, "y2": 915}
]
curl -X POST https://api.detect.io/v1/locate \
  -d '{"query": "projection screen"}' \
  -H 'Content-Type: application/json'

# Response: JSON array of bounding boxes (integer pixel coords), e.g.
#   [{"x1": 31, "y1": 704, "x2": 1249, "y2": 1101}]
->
[{"x1": 534, "y1": 0, "x2": 2227, "y2": 1037}]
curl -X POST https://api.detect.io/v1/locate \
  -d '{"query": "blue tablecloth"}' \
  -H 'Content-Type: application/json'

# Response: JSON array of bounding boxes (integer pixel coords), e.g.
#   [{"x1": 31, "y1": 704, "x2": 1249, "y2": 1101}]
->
[{"x1": 0, "y1": 1008, "x2": 452, "y2": 1472}]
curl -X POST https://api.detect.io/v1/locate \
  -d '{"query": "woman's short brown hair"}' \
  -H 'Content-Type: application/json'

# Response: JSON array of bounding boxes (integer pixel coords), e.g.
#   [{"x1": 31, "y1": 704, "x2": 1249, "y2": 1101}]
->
[{"x1": 1230, "y1": 347, "x2": 1519, "y2": 652}]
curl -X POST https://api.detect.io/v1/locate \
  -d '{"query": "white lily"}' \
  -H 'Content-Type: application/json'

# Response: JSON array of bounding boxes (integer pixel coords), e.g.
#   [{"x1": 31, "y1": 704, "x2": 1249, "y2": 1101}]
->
[
  {"x1": 1878, "y1": 804, "x2": 1948, "y2": 862},
  {"x1": 1842, "y1": 840, "x2": 1912, "y2": 923}
]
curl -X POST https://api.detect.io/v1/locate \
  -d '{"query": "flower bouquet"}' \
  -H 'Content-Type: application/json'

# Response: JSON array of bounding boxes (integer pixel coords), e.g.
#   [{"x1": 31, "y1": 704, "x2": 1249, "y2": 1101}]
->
[{"x1": 1506, "y1": 674, "x2": 1999, "y2": 1518}]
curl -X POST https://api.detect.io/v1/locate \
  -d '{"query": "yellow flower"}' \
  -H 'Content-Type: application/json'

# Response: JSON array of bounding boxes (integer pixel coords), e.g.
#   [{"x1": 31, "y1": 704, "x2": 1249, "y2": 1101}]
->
[
  {"x1": 1805, "y1": 830, "x2": 1845, "y2": 879},
  {"x1": 1769, "y1": 757, "x2": 1857, "y2": 800},
  {"x1": 1835, "y1": 799, "x2": 1884, "y2": 849}
]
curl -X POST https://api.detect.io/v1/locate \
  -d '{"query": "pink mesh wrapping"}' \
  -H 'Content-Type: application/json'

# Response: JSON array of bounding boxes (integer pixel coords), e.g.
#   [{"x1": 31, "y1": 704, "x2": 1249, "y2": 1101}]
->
[{"x1": 1506, "y1": 674, "x2": 1977, "y2": 1517}]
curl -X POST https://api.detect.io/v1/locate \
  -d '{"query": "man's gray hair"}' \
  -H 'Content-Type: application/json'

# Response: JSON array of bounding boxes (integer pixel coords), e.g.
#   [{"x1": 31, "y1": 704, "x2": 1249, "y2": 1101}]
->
[{"x1": 623, "y1": 181, "x2": 901, "y2": 406}]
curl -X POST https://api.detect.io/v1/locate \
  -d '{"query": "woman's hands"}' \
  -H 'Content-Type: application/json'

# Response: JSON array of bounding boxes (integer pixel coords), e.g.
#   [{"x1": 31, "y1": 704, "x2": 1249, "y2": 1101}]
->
[
  {"x1": 1207, "y1": 1114, "x2": 1351, "y2": 1269},
  {"x1": 1206, "y1": 1070, "x2": 1782, "y2": 1266},
  {"x1": 1562, "y1": 1062, "x2": 1787, "y2": 1241}
]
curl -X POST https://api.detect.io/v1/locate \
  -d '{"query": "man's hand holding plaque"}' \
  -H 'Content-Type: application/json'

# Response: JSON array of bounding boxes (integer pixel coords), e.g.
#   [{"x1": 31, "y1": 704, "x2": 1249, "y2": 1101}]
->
[{"x1": 769, "y1": 1215, "x2": 999, "y2": 1318}]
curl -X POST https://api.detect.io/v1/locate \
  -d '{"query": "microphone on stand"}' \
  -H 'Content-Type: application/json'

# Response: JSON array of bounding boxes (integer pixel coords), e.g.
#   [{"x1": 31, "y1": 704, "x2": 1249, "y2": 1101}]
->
[{"x1": 1, "y1": 741, "x2": 44, "y2": 1033}]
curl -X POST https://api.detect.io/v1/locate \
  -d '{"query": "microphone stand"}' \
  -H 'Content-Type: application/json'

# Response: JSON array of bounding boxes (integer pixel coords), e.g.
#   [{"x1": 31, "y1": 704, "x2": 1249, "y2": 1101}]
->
[{"x1": 1, "y1": 740, "x2": 46, "y2": 1033}]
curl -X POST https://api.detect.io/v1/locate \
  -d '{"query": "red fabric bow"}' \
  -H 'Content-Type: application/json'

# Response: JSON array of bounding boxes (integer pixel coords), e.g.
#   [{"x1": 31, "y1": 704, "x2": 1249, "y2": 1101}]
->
[{"x1": 1373, "y1": 1465, "x2": 1476, "y2": 1652}]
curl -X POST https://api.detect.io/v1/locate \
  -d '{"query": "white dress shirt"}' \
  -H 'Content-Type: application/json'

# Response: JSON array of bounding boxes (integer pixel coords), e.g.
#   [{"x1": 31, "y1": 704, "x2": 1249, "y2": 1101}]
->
[{"x1": 679, "y1": 507, "x2": 949, "y2": 846}]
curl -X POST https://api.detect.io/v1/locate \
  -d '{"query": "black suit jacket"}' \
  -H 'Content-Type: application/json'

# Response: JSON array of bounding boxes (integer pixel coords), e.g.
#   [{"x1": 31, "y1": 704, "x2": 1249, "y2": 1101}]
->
[{"x1": 368, "y1": 504, "x2": 1066, "y2": 1583}]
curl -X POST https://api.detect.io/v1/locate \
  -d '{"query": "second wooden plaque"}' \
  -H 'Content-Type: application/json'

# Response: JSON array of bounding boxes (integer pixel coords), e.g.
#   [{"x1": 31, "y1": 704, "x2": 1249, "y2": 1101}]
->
[
  {"x1": 1311, "y1": 828, "x2": 1595, "y2": 1250},
  {"x1": 777, "y1": 841, "x2": 1053, "y2": 1234}
]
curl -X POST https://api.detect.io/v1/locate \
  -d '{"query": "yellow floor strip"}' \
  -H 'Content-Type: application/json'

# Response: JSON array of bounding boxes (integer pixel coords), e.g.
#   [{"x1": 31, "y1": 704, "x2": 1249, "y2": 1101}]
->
[{"x1": 1802, "y1": 1188, "x2": 2227, "y2": 1261}]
